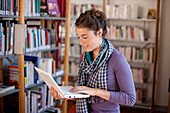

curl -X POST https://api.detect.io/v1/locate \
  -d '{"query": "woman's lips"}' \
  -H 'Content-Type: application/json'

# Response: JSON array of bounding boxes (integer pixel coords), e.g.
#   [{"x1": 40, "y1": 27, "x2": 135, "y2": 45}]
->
[{"x1": 83, "y1": 45, "x2": 88, "y2": 49}]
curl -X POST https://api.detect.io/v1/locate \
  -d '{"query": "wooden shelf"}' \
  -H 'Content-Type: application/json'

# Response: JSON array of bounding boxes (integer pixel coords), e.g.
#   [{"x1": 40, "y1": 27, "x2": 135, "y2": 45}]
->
[
  {"x1": 134, "y1": 103, "x2": 151, "y2": 109},
  {"x1": 67, "y1": 55, "x2": 153, "y2": 68},
  {"x1": 128, "y1": 61, "x2": 152, "y2": 68},
  {"x1": 0, "y1": 54, "x2": 17, "y2": 58},
  {"x1": 121, "y1": 103, "x2": 151, "y2": 110},
  {"x1": 0, "y1": 46, "x2": 65, "y2": 58},
  {"x1": 132, "y1": 104, "x2": 150, "y2": 110},
  {"x1": 0, "y1": 15, "x2": 19, "y2": 18},
  {"x1": 109, "y1": 39, "x2": 155, "y2": 48},
  {"x1": 70, "y1": 37, "x2": 79, "y2": 44},
  {"x1": 69, "y1": 55, "x2": 80, "y2": 59},
  {"x1": 68, "y1": 73, "x2": 78, "y2": 77},
  {"x1": 107, "y1": 18, "x2": 156, "y2": 22},
  {"x1": 25, "y1": 46, "x2": 65, "y2": 54},
  {"x1": 0, "y1": 88, "x2": 20, "y2": 97},
  {"x1": 61, "y1": 55, "x2": 80, "y2": 60},
  {"x1": 0, "y1": 15, "x2": 66, "y2": 21},
  {"x1": 70, "y1": 37, "x2": 155, "y2": 48},
  {"x1": 24, "y1": 16, "x2": 66, "y2": 20},
  {"x1": 135, "y1": 82, "x2": 152, "y2": 85}
]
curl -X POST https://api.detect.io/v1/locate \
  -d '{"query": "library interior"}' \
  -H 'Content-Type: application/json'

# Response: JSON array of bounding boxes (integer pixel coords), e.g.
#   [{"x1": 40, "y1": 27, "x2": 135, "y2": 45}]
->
[{"x1": 0, "y1": 0, "x2": 170, "y2": 113}]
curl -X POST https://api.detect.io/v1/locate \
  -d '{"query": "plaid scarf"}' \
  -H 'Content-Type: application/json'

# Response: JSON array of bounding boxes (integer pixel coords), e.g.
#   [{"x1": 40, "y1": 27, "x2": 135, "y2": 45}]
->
[{"x1": 76, "y1": 39, "x2": 114, "y2": 113}]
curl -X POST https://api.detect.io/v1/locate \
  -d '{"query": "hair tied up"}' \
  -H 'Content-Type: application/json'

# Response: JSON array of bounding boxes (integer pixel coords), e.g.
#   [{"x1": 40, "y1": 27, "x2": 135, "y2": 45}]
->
[
  {"x1": 75, "y1": 9, "x2": 107, "y2": 37},
  {"x1": 85, "y1": 9, "x2": 106, "y2": 21}
]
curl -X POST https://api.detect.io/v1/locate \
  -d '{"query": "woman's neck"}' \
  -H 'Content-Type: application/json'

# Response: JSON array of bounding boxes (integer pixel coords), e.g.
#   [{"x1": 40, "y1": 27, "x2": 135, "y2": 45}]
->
[{"x1": 92, "y1": 39, "x2": 103, "y2": 60}]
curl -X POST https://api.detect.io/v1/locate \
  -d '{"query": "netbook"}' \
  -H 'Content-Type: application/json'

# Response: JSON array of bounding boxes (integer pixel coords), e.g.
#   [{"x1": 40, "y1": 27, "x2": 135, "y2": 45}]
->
[{"x1": 35, "y1": 67, "x2": 90, "y2": 99}]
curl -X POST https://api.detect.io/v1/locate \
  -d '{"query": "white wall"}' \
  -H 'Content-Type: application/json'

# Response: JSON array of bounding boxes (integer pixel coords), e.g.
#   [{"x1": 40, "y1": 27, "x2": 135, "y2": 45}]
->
[
  {"x1": 155, "y1": 0, "x2": 170, "y2": 106},
  {"x1": 71, "y1": 0, "x2": 103, "y2": 5}
]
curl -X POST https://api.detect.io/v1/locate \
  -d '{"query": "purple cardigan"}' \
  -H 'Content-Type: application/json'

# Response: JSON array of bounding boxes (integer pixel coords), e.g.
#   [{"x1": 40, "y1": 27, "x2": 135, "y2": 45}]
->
[{"x1": 79, "y1": 48, "x2": 136, "y2": 113}]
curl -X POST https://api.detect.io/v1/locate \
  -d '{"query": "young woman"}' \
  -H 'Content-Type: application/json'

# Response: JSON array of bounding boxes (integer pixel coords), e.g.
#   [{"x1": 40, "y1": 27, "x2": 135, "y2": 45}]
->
[{"x1": 50, "y1": 9, "x2": 136, "y2": 113}]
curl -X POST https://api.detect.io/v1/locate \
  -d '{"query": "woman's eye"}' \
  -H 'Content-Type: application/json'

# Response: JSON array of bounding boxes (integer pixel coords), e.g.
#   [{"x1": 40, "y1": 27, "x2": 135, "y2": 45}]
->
[{"x1": 83, "y1": 37, "x2": 87, "y2": 39}]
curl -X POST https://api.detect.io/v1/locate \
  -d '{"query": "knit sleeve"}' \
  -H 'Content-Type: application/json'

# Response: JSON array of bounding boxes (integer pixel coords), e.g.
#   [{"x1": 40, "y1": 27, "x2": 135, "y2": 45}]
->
[{"x1": 108, "y1": 53, "x2": 136, "y2": 106}]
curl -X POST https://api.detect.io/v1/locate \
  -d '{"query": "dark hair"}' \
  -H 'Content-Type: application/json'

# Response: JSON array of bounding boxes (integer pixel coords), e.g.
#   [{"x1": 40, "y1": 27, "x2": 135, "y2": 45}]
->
[{"x1": 75, "y1": 9, "x2": 107, "y2": 37}]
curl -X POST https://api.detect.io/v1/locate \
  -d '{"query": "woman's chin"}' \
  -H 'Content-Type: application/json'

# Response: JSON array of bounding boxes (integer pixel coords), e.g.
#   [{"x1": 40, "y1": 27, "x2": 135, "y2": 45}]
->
[{"x1": 84, "y1": 49, "x2": 92, "y2": 52}]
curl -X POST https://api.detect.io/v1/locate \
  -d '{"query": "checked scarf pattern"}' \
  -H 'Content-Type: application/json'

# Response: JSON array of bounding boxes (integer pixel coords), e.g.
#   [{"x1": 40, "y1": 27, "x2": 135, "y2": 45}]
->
[{"x1": 76, "y1": 39, "x2": 114, "y2": 113}]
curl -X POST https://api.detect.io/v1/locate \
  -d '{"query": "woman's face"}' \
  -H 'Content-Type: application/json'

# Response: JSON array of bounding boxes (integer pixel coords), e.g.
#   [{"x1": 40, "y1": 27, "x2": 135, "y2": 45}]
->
[{"x1": 75, "y1": 27, "x2": 102, "y2": 52}]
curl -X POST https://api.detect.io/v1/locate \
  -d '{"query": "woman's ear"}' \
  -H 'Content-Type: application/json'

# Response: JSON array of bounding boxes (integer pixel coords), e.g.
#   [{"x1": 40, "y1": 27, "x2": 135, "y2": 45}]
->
[{"x1": 97, "y1": 28, "x2": 103, "y2": 36}]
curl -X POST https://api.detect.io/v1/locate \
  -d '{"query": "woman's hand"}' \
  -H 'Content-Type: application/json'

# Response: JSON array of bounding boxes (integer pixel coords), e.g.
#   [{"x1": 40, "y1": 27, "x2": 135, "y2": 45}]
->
[
  {"x1": 70, "y1": 86, "x2": 97, "y2": 96},
  {"x1": 50, "y1": 86, "x2": 63, "y2": 100},
  {"x1": 50, "y1": 86, "x2": 76, "y2": 100},
  {"x1": 70, "y1": 86, "x2": 110, "y2": 100}
]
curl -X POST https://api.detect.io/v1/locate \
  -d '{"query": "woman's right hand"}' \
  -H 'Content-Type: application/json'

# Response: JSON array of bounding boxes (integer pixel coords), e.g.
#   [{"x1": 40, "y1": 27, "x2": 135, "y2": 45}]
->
[{"x1": 50, "y1": 86, "x2": 63, "y2": 99}]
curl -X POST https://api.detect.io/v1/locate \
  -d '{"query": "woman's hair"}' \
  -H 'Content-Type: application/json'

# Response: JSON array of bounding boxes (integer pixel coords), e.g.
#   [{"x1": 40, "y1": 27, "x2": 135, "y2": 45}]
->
[{"x1": 75, "y1": 9, "x2": 107, "y2": 37}]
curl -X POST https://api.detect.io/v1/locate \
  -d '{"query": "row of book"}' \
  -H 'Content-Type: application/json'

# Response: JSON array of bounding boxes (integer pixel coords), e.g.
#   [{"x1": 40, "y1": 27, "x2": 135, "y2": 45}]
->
[
  {"x1": 0, "y1": 20, "x2": 62, "y2": 55},
  {"x1": 8, "y1": 56, "x2": 57, "y2": 88},
  {"x1": 132, "y1": 68, "x2": 146, "y2": 84},
  {"x1": 26, "y1": 26, "x2": 57, "y2": 52},
  {"x1": 107, "y1": 25, "x2": 144, "y2": 41},
  {"x1": 69, "y1": 61, "x2": 79, "y2": 76},
  {"x1": 25, "y1": 84, "x2": 56, "y2": 113},
  {"x1": 135, "y1": 87, "x2": 151, "y2": 104},
  {"x1": 24, "y1": 0, "x2": 60, "y2": 17},
  {"x1": 106, "y1": 4, "x2": 138, "y2": 19},
  {"x1": 136, "y1": 89, "x2": 143, "y2": 104},
  {"x1": 0, "y1": 0, "x2": 66, "y2": 17},
  {"x1": 0, "y1": 21, "x2": 17, "y2": 55},
  {"x1": 58, "y1": 22, "x2": 66, "y2": 39},
  {"x1": 71, "y1": 4, "x2": 102, "y2": 17},
  {"x1": 116, "y1": 46, "x2": 153, "y2": 63},
  {"x1": 60, "y1": 58, "x2": 79, "y2": 77},
  {"x1": 0, "y1": 0, "x2": 19, "y2": 16},
  {"x1": 24, "y1": 0, "x2": 41, "y2": 17},
  {"x1": 70, "y1": 44, "x2": 81, "y2": 56},
  {"x1": 3, "y1": 84, "x2": 61, "y2": 113}
]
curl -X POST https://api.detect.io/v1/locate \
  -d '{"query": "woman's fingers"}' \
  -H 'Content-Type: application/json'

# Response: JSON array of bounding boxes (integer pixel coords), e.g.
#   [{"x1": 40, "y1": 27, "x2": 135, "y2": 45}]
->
[
  {"x1": 70, "y1": 86, "x2": 86, "y2": 93},
  {"x1": 50, "y1": 86, "x2": 62, "y2": 99}
]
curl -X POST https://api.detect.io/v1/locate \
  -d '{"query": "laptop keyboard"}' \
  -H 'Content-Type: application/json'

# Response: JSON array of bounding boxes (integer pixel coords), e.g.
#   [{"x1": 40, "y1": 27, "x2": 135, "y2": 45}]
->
[{"x1": 59, "y1": 86, "x2": 73, "y2": 92}]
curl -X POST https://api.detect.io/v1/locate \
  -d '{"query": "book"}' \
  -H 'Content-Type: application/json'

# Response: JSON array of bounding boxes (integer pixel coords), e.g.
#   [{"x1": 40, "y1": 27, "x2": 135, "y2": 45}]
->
[
  {"x1": 46, "y1": 0, "x2": 60, "y2": 16},
  {"x1": 24, "y1": 56, "x2": 39, "y2": 84},
  {"x1": 14, "y1": 24, "x2": 25, "y2": 54},
  {"x1": 147, "y1": 9, "x2": 155, "y2": 19},
  {"x1": 40, "y1": 1, "x2": 49, "y2": 16},
  {"x1": 8, "y1": 62, "x2": 29, "y2": 88},
  {"x1": 0, "y1": 83, "x2": 15, "y2": 94}
]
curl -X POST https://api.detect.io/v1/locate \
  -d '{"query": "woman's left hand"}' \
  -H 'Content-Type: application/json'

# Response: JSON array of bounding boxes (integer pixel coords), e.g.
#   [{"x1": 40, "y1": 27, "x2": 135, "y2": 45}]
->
[{"x1": 70, "y1": 86, "x2": 97, "y2": 96}]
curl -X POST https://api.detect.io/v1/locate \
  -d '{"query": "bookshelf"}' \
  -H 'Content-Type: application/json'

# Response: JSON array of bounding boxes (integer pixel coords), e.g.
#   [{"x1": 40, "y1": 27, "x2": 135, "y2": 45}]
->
[
  {"x1": 0, "y1": 0, "x2": 71, "y2": 113},
  {"x1": 104, "y1": 0, "x2": 161, "y2": 112}
]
